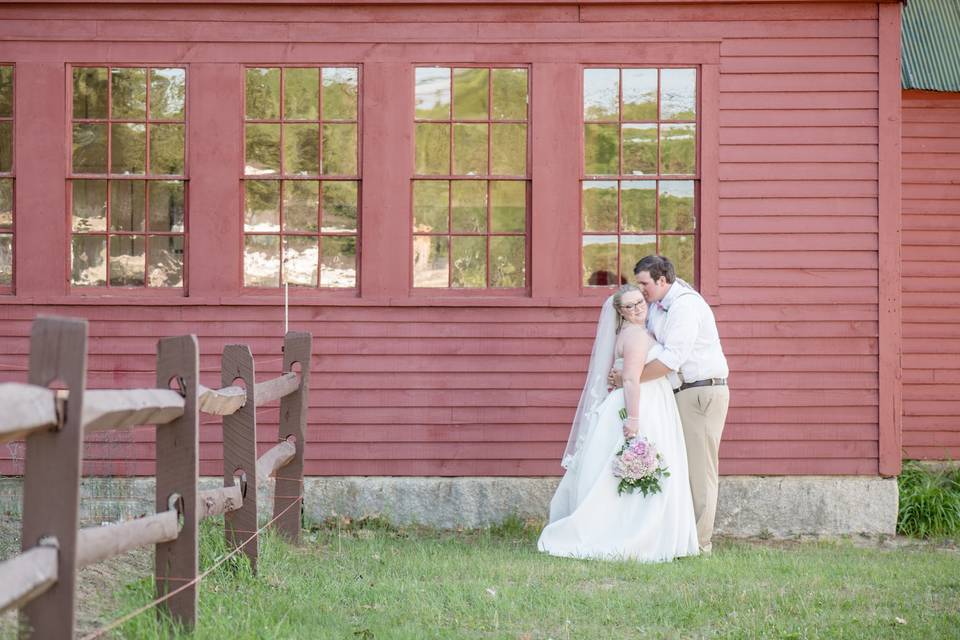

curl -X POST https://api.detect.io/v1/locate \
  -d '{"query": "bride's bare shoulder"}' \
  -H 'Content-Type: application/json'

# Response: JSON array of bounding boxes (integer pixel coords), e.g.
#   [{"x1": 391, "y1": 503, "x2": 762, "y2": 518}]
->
[{"x1": 619, "y1": 324, "x2": 651, "y2": 346}]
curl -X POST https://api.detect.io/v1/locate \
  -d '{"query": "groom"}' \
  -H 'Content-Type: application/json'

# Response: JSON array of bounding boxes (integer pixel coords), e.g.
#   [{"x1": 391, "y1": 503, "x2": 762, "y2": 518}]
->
[{"x1": 614, "y1": 255, "x2": 730, "y2": 553}]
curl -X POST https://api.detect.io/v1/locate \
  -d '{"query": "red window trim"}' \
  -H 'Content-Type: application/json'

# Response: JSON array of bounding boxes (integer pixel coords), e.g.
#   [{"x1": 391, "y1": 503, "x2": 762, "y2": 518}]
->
[
  {"x1": 240, "y1": 64, "x2": 363, "y2": 291},
  {"x1": 411, "y1": 63, "x2": 532, "y2": 293},
  {"x1": 578, "y1": 64, "x2": 703, "y2": 293},
  {"x1": 0, "y1": 63, "x2": 13, "y2": 295},
  {"x1": 65, "y1": 63, "x2": 189, "y2": 294}
]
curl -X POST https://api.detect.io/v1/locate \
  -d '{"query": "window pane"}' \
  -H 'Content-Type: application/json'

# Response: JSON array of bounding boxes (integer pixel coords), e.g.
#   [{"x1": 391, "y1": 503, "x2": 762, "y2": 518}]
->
[
  {"x1": 661, "y1": 68, "x2": 697, "y2": 121},
  {"x1": 284, "y1": 235, "x2": 319, "y2": 286},
  {"x1": 415, "y1": 68, "x2": 450, "y2": 120},
  {"x1": 246, "y1": 68, "x2": 280, "y2": 120},
  {"x1": 451, "y1": 180, "x2": 486, "y2": 233},
  {"x1": 322, "y1": 67, "x2": 358, "y2": 120},
  {"x1": 73, "y1": 67, "x2": 108, "y2": 119},
  {"x1": 321, "y1": 180, "x2": 358, "y2": 232},
  {"x1": 622, "y1": 69, "x2": 657, "y2": 121},
  {"x1": 244, "y1": 235, "x2": 281, "y2": 286},
  {"x1": 491, "y1": 123, "x2": 526, "y2": 176},
  {"x1": 147, "y1": 235, "x2": 184, "y2": 287},
  {"x1": 415, "y1": 123, "x2": 450, "y2": 175},
  {"x1": 72, "y1": 123, "x2": 108, "y2": 174},
  {"x1": 490, "y1": 180, "x2": 525, "y2": 233},
  {"x1": 581, "y1": 181, "x2": 617, "y2": 233},
  {"x1": 583, "y1": 68, "x2": 619, "y2": 121},
  {"x1": 150, "y1": 68, "x2": 185, "y2": 120},
  {"x1": 111, "y1": 123, "x2": 146, "y2": 174},
  {"x1": 453, "y1": 68, "x2": 488, "y2": 120},
  {"x1": 72, "y1": 235, "x2": 107, "y2": 286},
  {"x1": 245, "y1": 124, "x2": 281, "y2": 175},
  {"x1": 148, "y1": 180, "x2": 185, "y2": 232},
  {"x1": 584, "y1": 124, "x2": 619, "y2": 175},
  {"x1": 0, "y1": 179, "x2": 11, "y2": 228},
  {"x1": 72, "y1": 180, "x2": 108, "y2": 232},
  {"x1": 0, "y1": 233, "x2": 10, "y2": 286},
  {"x1": 110, "y1": 180, "x2": 146, "y2": 231},
  {"x1": 660, "y1": 123, "x2": 696, "y2": 175},
  {"x1": 659, "y1": 180, "x2": 695, "y2": 232},
  {"x1": 620, "y1": 235, "x2": 656, "y2": 282},
  {"x1": 111, "y1": 68, "x2": 146, "y2": 120},
  {"x1": 0, "y1": 66, "x2": 13, "y2": 118},
  {"x1": 660, "y1": 234, "x2": 695, "y2": 282},
  {"x1": 582, "y1": 235, "x2": 619, "y2": 287},
  {"x1": 320, "y1": 235, "x2": 356, "y2": 287},
  {"x1": 413, "y1": 180, "x2": 449, "y2": 233},
  {"x1": 284, "y1": 123, "x2": 320, "y2": 175},
  {"x1": 451, "y1": 235, "x2": 486, "y2": 288},
  {"x1": 0, "y1": 122, "x2": 11, "y2": 173},
  {"x1": 285, "y1": 68, "x2": 319, "y2": 120},
  {"x1": 622, "y1": 124, "x2": 657, "y2": 175},
  {"x1": 622, "y1": 181, "x2": 656, "y2": 232},
  {"x1": 413, "y1": 235, "x2": 448, "y2": 287},
  {"x1": 490, "y1": 236, "x2": 524, "y2": 288},
  {"x1": 244, "y1": 180, "x2": 280, "y2": 231},
  {"x1": 321, "y1": 123, "x2": 357, "y2": 176},
  {"x1": 452, "y1": 123, "x2": 487, "y2": 175},
  {"x1": 283, "y1": 180, "x2": 319, "y2": 232},
  {"x1": 149, "y1": 124, "x2": 185, "y2": 175},
  {"x1": 109, "y1": 235, "x2": 145, "y2": 286},
  {"x1": 492, "y1": 68, "x2": 527, "y2": 121}
]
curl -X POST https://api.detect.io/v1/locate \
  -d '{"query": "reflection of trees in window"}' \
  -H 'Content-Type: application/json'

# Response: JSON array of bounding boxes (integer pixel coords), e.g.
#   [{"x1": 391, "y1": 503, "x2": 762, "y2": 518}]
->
[
  {"x1": 69, "y1": 66, "x2": 186, "y2": 288},
  {"x1": 0, "y1": 66, "x2": 12, "y2": 288},
  {"x1": 413, "y1": 66, "x2": 530, "y2": 289},
  {"x1": 242, "y1": 67, "x2": 360, "y2": 288},
  {"x1": 582, "y1": 67, "x2": 698, "y2": 286}
]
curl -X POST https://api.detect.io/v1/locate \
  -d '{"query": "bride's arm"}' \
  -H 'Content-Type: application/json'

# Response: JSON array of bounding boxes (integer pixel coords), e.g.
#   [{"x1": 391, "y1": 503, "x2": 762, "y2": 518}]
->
[{"x1": 621, "y1": 327, "x2": 652, "y2": 438}]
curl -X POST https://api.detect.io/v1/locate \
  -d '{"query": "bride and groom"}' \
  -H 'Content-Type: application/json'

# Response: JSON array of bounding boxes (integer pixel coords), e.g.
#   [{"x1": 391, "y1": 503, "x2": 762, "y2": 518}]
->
[{"x1": 538, "y1": 255, "x2": 730, "y2": 562}]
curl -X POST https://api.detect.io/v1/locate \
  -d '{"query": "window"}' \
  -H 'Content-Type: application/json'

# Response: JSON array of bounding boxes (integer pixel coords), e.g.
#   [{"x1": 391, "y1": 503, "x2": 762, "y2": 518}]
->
[
  {"x1": 69, "y1": 66, "x2": 186, "y2": 288},
  {"x1": 412, "y1": 66, "x2": 529, "y2": 289},
  {"x1": 0, "y1": 66, "x2": 12, "y2": 289},
  {"x1": 581, "y1": 67, "x2": 697, "y2": 286},
  {"x1": 242, "y1": 66, "x2": 359, "y2": 288}
]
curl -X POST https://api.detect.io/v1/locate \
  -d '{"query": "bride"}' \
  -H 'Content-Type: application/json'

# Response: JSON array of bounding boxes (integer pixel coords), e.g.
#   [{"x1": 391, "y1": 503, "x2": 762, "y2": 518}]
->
[{"x1": 538, "y1": 284, "x2": 699, "y2": 562}]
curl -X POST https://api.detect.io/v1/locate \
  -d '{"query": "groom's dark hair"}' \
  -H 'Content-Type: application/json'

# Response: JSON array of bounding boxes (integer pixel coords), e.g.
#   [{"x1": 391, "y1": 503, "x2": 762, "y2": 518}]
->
[{"x1": 633, "y1": 255, "x2": 676, "y2": 283}]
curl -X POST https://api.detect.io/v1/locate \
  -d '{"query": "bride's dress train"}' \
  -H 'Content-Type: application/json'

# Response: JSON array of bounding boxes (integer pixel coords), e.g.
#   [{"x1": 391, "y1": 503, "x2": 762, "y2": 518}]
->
[{"x1": 538, "y1": 367, "x2": 699, "y2": 562}]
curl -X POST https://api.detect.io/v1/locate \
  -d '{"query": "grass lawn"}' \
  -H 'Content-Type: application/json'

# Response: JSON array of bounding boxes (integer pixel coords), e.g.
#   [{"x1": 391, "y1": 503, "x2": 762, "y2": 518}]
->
[{"x1": 102, "y1": 517, "x2": 960, "y2": 640}]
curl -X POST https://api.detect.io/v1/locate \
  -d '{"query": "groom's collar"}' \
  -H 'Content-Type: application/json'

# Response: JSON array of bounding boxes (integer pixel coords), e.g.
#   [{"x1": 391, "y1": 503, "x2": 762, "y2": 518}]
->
[{"x1": 658, "y1": 280, "x2": 697, "y2": 311}]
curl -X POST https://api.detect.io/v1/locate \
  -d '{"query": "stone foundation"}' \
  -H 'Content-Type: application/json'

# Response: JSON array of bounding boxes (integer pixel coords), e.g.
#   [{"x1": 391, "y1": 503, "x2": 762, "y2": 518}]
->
[{"x1": 0, "y1": 475, "x2": 899, "y2": 537}]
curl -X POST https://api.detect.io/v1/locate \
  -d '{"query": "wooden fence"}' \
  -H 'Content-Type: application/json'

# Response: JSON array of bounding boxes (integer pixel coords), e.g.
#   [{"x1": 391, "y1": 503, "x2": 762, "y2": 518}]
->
[{"x1": 0, "y1": 316, "x2": 312, "y2": 638}]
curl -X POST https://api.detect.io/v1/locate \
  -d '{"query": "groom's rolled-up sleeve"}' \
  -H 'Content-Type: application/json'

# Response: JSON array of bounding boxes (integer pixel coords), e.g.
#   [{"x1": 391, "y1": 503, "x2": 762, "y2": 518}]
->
[{"x1": 656, "y1": 298, "x2": 699, "y2": 373}]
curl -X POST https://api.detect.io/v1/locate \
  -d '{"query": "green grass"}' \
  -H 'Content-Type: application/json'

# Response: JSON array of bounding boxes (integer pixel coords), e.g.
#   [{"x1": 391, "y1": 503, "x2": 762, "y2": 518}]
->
[
  {"x1": 898, "y1": 461, "x2": 960, "y2": 538},
  {"x1": 106, "y1": 517, "x2": 960, "y2": 640}
]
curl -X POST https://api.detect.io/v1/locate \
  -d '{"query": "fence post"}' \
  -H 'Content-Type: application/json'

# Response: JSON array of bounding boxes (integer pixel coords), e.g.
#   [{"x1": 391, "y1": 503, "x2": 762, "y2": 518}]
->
[
  {"x1": 273, "y1": 331, "x2": 311, "y2": 543},
  {"x1": 221, "y1": 345, "x2": 258, "y2": 571},
  {"x1": 19, "y1": 317, "x2": 87, "y2": 639},
  {"x1": 155, "y1": 335, "x2": 199, "y2": 630}
]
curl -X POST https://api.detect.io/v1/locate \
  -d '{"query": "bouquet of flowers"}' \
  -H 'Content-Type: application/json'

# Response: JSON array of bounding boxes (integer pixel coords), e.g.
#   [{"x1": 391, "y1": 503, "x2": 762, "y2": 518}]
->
[{"x1": 612, "y1": 408, "x2": 670, "y2": 496}]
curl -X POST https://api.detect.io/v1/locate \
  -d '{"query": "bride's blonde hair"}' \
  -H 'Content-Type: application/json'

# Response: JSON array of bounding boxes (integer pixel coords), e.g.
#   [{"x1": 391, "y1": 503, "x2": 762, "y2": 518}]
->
[{"x1": 612, "y1": 284, "x2": 644, "y2": 334}]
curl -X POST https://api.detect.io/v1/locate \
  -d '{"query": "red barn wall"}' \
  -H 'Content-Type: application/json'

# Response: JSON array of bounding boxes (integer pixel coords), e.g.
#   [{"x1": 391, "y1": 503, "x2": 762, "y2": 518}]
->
[
  {"x1": 0, "y1": 2, "x2": 900, "y2": 477},
  {"x1": 901, "y1": 89, "x2": 960, "y2": 461}
]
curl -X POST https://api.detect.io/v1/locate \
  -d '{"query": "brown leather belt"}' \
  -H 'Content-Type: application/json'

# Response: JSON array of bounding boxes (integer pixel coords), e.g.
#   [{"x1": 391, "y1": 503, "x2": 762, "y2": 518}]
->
[{"x1": 674, "y1": 378, "x2": 727, "y2": 394}]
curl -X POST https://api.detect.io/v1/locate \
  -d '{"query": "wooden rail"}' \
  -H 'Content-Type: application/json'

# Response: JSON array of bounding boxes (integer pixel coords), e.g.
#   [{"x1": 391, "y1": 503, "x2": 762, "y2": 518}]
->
[{"x1": 0, "y1": 317, "x2": 312, "y2": 638}]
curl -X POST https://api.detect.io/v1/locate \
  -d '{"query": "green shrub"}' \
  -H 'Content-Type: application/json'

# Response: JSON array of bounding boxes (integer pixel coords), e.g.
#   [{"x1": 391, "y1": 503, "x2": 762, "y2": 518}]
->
[{"x1": 897, "y1": 461, "x2": 960, "y2": 538}]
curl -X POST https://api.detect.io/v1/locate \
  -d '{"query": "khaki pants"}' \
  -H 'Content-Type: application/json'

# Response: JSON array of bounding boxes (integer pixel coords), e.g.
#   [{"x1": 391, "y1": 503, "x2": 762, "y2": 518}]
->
[{"x1": 675, "y1": 385, "x2": 730, "y2": 552}]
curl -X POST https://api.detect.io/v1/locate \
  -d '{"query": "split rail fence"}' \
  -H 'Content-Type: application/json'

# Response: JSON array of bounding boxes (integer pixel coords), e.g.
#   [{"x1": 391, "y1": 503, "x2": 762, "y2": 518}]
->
[{"x1": 0, "y1": 316, "x2": 312, "y2": 638}]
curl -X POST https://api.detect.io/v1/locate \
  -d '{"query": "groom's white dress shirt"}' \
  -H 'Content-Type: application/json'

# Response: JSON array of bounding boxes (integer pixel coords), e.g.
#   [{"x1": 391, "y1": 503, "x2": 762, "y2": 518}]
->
[{"x1": 646, "y1": 280, "x2": 729, "y2": 390}]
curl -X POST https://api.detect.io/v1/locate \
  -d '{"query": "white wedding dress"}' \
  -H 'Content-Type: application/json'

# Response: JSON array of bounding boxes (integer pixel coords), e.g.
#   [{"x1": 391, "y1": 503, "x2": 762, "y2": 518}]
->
[{"x1": 538, "y1": 353, "x2": 699, "y2": 562}]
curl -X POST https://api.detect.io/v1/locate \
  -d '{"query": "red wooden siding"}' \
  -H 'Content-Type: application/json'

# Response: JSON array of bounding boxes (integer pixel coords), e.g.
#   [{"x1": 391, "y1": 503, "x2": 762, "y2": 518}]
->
[
  {"x1": 901, "y1": 89, "x2": 960, "y2": 461},
  {"x1": 0, "y1": 1, "x2": 896, "y2": 477}
]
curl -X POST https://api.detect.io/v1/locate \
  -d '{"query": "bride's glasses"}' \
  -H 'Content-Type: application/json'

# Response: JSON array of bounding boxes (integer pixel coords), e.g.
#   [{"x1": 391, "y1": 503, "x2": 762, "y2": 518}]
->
[{"x1": 618, "y1": 301, "x2": 645, "y2": 312}]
